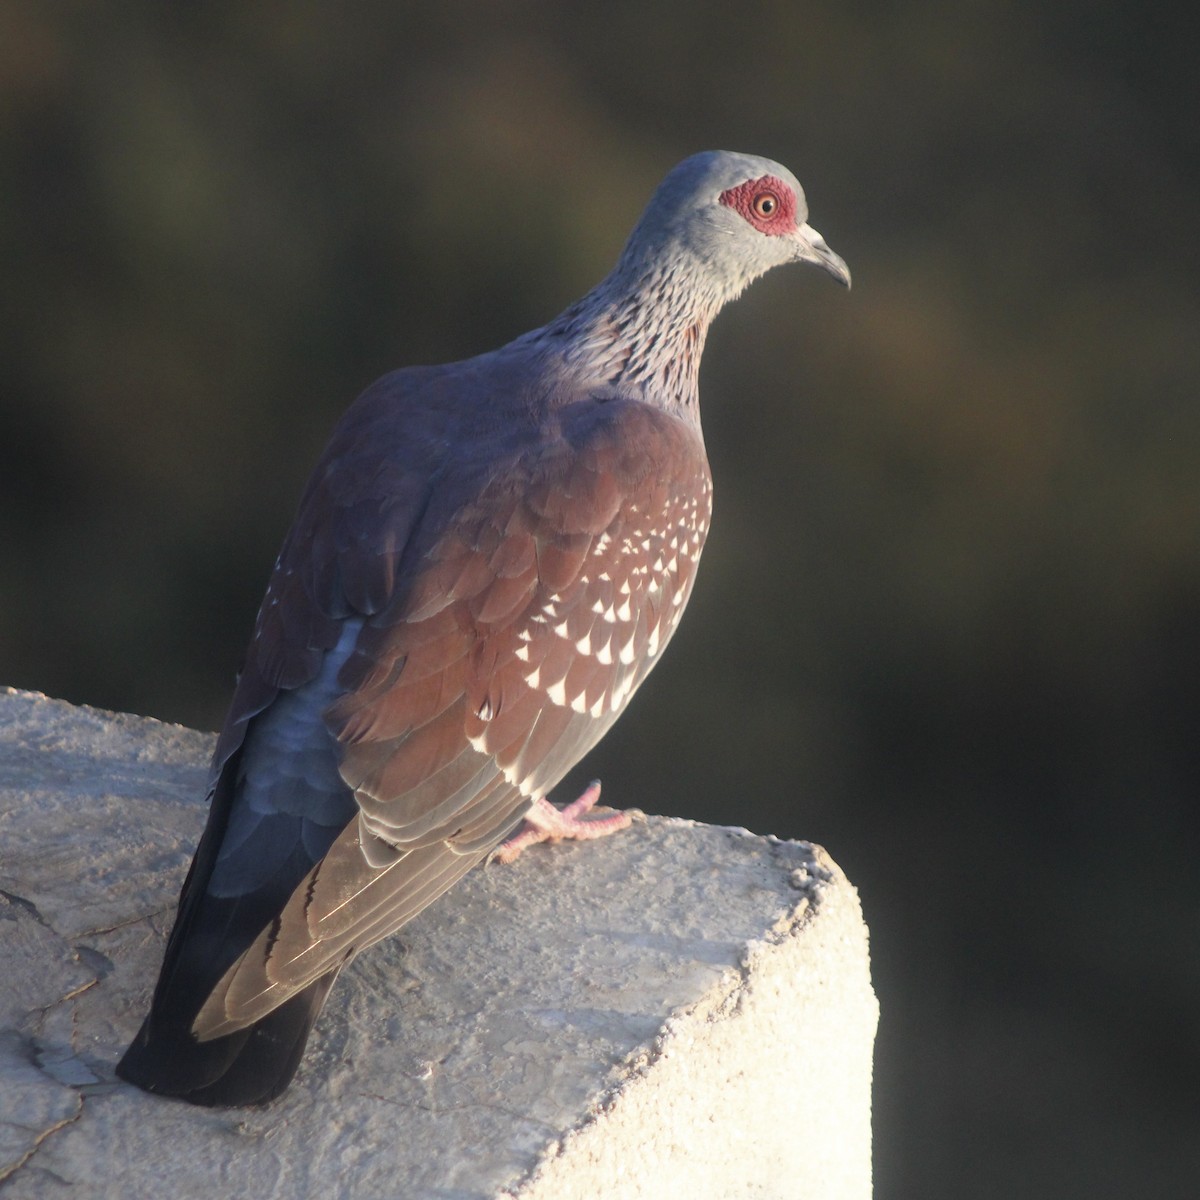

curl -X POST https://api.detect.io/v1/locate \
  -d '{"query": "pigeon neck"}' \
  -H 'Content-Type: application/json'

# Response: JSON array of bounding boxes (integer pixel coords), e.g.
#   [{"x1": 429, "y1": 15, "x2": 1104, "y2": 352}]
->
[{"x1": 539, "y1": 253, "x2": 730, "y2": 417}]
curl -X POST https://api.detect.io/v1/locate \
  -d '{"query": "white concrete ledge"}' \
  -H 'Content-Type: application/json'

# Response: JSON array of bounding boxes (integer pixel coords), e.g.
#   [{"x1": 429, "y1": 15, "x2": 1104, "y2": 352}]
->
[{"x1": 0, "y1": 686, "x2": 877, "y2": 1198}]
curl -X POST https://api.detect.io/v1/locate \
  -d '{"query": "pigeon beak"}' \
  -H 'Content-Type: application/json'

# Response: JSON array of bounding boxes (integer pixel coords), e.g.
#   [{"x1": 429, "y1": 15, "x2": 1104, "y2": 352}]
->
[{"x1": 792, "y1": 222, "x2": 851, "y2": 288}]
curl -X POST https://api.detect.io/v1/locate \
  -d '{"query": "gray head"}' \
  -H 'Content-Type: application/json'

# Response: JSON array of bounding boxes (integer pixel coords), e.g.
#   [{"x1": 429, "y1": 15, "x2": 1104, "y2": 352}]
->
[{"x1": 618, "y1": 150, "x2": 850, "y2": 300}]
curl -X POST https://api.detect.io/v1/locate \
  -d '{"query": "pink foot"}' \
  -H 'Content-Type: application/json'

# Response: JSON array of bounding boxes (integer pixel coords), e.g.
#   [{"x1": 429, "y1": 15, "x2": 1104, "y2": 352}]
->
[{"x1": 492, "y1": 781, "x2": 634, "y2": 864}]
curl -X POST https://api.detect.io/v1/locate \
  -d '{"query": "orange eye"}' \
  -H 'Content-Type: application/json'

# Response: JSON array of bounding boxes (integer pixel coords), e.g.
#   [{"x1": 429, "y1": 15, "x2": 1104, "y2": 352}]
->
[{"x1": 752, "y1": 192, "x2": 779, "y2": 218}]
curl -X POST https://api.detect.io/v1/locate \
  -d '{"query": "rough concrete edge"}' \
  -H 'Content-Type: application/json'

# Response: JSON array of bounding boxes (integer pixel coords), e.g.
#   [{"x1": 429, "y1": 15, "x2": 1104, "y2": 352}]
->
[
  {"x1": 499, "y1": 836, "x2": 856, "y2": 1198},
  {"x1": 0, "y1": 685, "x2": 213, "y2": 740},
  {"x1": 2, "y1": 690, "x2": 874, "y2": 1196}
]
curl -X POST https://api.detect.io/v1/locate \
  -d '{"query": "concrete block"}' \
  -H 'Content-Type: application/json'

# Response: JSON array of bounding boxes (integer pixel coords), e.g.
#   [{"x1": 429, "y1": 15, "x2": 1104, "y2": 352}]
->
[{"x1": 0, "y1": 686, "x2": 877, "y2": 1197}]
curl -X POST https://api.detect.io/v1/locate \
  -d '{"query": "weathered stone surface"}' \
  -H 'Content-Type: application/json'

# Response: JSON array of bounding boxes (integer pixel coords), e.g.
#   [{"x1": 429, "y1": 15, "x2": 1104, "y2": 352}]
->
[{"x1": 0, "y1": 686, "x2": 877, "y2": 1197}]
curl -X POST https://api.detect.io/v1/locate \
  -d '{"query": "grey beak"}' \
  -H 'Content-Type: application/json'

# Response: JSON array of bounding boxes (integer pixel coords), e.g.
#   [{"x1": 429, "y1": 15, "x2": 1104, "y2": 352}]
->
[{"x1": 793, "y1": 222, "x2": 851, "y2": 288}]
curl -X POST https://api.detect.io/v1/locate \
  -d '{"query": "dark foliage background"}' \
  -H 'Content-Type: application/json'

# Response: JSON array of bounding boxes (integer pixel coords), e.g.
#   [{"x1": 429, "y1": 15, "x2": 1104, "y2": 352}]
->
[{"x1": 2, "y1": 3, "x2": 1197, "y2": 1196}]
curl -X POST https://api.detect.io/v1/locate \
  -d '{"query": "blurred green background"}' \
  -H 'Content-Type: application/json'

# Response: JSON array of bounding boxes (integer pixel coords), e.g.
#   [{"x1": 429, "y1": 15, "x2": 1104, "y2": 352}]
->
[{"x1": 2, "y1": 3, "x2": 1196, "y2": 1196}]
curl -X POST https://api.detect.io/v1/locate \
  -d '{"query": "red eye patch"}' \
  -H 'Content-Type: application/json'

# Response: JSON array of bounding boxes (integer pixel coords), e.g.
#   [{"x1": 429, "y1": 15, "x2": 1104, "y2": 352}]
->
[{"x1": 718, "y1": 175, "x2": 798, "y2": 235}]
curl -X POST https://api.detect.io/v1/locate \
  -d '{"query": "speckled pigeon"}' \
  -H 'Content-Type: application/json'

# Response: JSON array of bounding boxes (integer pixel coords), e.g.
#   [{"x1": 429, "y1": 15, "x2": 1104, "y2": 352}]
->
[{"x1": 116, "y1": 150, "x2": 850, "y2": 1106}]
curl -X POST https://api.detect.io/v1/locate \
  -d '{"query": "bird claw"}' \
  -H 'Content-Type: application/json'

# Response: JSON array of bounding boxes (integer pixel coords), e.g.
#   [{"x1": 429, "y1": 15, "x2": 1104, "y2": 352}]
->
[{"x1": 491, "y1": 781, "x2": 634, "y2": 864}]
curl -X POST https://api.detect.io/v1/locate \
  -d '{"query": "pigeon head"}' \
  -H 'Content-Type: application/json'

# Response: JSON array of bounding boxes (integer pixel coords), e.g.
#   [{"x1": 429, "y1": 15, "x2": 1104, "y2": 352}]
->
[
  {"x1": 619, "y1": 150, "x2": 851, "y2": 300},
  {"x1": 536, "y1": 150, "x2": 849, "y2": 410}
]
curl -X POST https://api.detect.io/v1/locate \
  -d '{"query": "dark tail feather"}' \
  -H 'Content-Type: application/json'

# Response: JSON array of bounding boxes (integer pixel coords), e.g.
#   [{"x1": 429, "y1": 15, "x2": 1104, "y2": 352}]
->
[{"x1": 116, "y1": 969, "x2": 339, "y2": 1107}]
